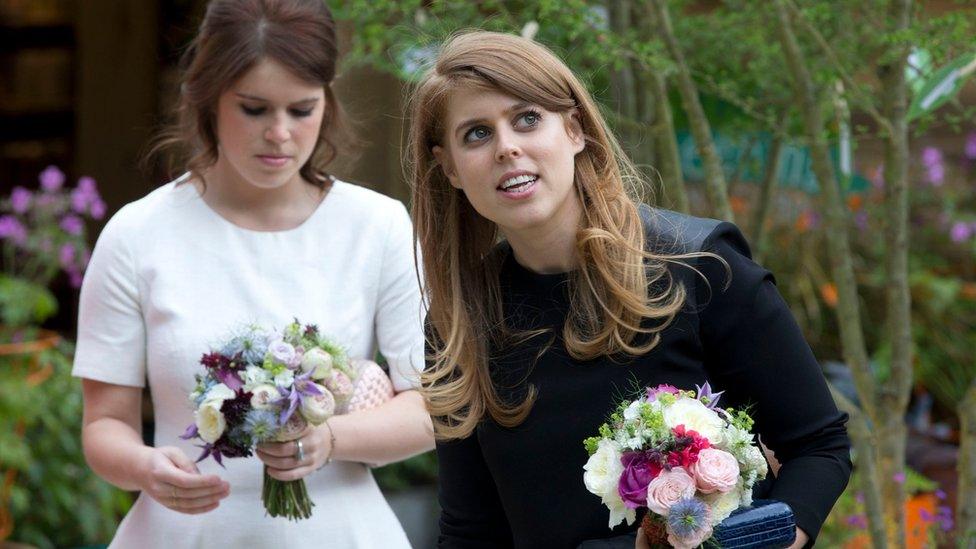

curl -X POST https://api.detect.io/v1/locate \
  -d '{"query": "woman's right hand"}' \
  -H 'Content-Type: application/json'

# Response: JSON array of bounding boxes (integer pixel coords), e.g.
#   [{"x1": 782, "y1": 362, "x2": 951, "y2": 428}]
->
[{"x1": 139, "y1": 446, "x2": 230, "y2": 514}]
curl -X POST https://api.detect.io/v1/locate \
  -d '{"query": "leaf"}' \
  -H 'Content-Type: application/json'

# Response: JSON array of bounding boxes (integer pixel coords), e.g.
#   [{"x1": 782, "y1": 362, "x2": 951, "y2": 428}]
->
[{"x1": 908, "y1": 51, "x2": 976, "y2": 120}]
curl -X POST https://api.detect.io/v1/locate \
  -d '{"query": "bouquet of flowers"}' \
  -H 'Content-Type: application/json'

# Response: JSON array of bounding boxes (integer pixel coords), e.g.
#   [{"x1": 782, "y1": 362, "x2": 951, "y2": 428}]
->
[
  {"x1": 583, "y1": 383, "x2": 769, "y2": 549},
  {"x1": 181, "y1": 319, "x2": 393, "y2": 520}
]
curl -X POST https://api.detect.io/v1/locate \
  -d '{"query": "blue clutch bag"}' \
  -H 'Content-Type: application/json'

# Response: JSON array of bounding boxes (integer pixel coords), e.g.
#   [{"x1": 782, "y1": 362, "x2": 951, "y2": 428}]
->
[
  {"x1": 711, "y1": 499, "x2": 796, "y2": 548},
  {"x1": 576, "y1": 500, "x2": 796, "y2": 549}
]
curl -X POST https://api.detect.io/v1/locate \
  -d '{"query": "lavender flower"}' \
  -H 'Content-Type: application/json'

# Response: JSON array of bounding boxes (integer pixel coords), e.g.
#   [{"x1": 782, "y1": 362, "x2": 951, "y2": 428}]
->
[
  {"x1": 965, "y1": 133, "x2": 976, "y2": 160},
  {"x1": 269, "y1": 339, "x2": 297, "y2": 367},
  {"x1": 0, "y1": 215, "x2": 28, "y2": 245},
  {"x1": 927, "y1": 163, "x2": 945, "y2": 186},
  {"x1": 695, "y1": 381, "x2": 724, "y2": 409},
  {"x1": 950, "y1": 221, "x2": 972, "y2": 243},
  {"x1": 60, "y1": 214, "x2": 84, "y2": 236},
  {"x1": 59, "y1": 244, "x2": 75, "y2": 267},
  {"x1": 845, "y1": 514, "x2": 868, "y2": 529},
  {"x1": 922, "y1": 146, "x2": 943, "y2": 167},
  {"x1": 39, "y1": 165, "x2": 65, "y2": 191},
  {"x1": 10, "y1": 187, "x2": 32, "y2": 214},
  {"x1": 90, "y1": 198, "x2": 107, "y2": 219},
  {"x1": 870, "y1": 164, "x2": 885, "y2": 189},
  {"x1": 893, "y1": 472, "x2": 906, "y2": 484}
]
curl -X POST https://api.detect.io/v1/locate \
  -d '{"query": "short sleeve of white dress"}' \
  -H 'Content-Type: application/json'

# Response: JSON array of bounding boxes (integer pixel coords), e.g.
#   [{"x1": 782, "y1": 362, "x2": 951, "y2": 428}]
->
[
  {"x1": 73, "y1": 205, "x2": 147, "y2": 387},
  {"x1": 375, "y1": 201, "x2": 425, "y2": 392}
]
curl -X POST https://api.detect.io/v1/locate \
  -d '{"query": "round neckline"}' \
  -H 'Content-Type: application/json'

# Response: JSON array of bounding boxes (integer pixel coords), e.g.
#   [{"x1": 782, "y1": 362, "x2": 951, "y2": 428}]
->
[
  {"x1": 176, "y1": 173, "x2": 339, "y2": 236},
  {"x1": 503, "y1": 245, "x2": 574, "y2": 284}
]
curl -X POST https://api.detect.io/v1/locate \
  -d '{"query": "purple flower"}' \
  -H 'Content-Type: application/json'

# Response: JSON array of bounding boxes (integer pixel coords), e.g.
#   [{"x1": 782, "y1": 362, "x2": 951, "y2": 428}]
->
[
  {"x1": 647, "y1": 384, "x2": 681, "y2": 399},
  {"x1": 69, "y1": 269, "x2": 84, "y2": 288},
  {"x1": 845, "y1": 514, "x2": 868, "y2": 529},
  {"x1": 922, "y1": 146, "x2": 943, "y2": 168},
  {"x1": 60, "y1": 214, "x2": 84, "y2": 236},
  {"x1": 919, "y1": 508, "x2": 934, "y2": 523},
  {"x1": 927, "y1": 164, "x2": 945, "y2": 186},
  {"x1": 0, "y1": 215, "x2": 28, "y2": 245},
  {"x1": 70, "y1": 188, "x2": 89, "y2": 213},
  {"x1": 77, "y1": 176, "x2": 97, "y2": 193},
  {"x1": 618, "y1": 451, "x2": 662, "y2": 509},
  {"x1": 950, "y1": 221, "x2": 972, "y2": 243},
  {"x1": 39, "y1": 165, "x2": 65, "y2": 191},
  {"x1": 854, "y1": 211, "x2": 869, "y2": 231},
  {"x1": 695, "y1": 381, "x2": 724, "y2": 409},
  {"x1": 90, "y1": 198, "x2": 106, "y2": 219},
  {"x1": 10, "y1": 187, "x2": 32, "y2": 214},
  {"x1": 59, "y1": 244, "x2": 75, "y2": 267},
  {"x1": 893, "y1": 472, "x2": 906, "y2": 484},
  {"x1": 269, "y1": 340, "x2": 297, "y2": 367},
  {"x1": 937, "y1": 505, "x2": 953, "y2": 532},
  {"x1": 965, "y1": 133, "x2": 976, "y2": 160},
  {"x1": 935, "y1": 489, "x2": 946, "y2": 501},
  {"x1": 871, "y1": 165, "x2": 885, "y2": 189},
  {"x1": 275, "y1": 370, "x2": 324, "y2": 424}
]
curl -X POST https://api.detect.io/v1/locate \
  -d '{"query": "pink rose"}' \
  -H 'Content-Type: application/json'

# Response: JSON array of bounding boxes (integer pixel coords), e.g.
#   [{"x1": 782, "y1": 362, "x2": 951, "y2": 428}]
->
[
  {"x1": 645, "y1": 467, "x2": 697, "y2": 515},
  {"x1": 689, "y1": 448, "x2": 740, "y2": 494}
]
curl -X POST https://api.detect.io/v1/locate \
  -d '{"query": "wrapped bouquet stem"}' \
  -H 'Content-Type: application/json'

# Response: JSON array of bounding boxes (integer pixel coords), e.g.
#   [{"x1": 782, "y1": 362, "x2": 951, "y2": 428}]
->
[{"x1": 181, "y1": 320, "x2": 394, "y2": 520}]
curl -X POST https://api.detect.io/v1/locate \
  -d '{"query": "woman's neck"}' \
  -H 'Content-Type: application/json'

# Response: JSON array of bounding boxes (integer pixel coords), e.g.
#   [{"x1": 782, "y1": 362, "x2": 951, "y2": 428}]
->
[
  {"x1": 197, "y1": 161, "x2": 324, "y2": 231},
  {"x1": 503, "y1": 202, "x2": 582, "y2": 275}
]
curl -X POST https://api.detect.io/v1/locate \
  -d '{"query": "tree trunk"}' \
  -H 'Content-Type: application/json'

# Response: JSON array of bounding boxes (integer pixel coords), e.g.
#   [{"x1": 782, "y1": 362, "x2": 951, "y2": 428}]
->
[
  {"x1": 751, "y1": 135, "x2": 783, "y2": 262},
  {"x1": 649, "y1": 71, "x2": 689, "y2": 213},
  {"x1": 876, "y1": 1, "x2": 913, "y2": 546},
  {"x1": 830, "y1": 385, "x2": 887, "y2": 549},
  {"x1": 772, "y1": 0, "x2": 875, "y2": 419},
  {"x1": 958, "y1": 382, "x2": 976, "y2": 548},
  {"x1": 647, "y1": 0, "x2": 733, "y2": 221}
]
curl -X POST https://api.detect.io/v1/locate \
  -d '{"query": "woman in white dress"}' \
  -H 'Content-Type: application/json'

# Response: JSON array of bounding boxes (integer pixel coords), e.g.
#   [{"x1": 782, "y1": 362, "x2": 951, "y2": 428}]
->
[{"x1": 72, "y1": 1, "x2": 433, "y2": 546}]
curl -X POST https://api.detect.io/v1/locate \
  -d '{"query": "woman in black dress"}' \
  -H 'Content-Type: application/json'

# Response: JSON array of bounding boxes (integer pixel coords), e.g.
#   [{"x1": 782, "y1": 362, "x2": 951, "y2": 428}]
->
[{"x1": 407, "y1": 30, "x2": 851, "y2": 548}]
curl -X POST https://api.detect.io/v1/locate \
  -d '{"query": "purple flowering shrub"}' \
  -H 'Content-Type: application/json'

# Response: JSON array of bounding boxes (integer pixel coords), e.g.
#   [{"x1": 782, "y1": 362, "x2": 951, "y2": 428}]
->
[{"x1": 0, "y1": 165, "x2": 104, "y2": 328}]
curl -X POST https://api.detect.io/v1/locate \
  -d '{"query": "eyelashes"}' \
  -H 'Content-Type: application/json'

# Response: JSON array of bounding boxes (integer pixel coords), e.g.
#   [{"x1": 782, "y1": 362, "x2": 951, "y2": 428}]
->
[
  {"x1": 240, "y1": 105, "x2": 315, "y2": 118},
  {"x1": 462, "y1": 109, "x2": 544, "y2": 144}
]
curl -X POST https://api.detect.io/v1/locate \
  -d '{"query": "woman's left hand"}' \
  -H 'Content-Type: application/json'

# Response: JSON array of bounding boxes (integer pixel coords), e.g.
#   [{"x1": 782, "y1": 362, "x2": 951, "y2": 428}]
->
[
  {"x1": 255, "y1": 423, "x2": 333, "y2": 481},
  {"x1": 788, "y1": 527, "x2": 809, "y2": 549}
]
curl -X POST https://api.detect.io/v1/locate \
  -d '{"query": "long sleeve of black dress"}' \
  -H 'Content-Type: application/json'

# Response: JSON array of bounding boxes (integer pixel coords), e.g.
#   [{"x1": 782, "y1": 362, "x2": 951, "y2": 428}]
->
[{"x1": 432, "y1": 210, "x2": 852, "y2": 549}]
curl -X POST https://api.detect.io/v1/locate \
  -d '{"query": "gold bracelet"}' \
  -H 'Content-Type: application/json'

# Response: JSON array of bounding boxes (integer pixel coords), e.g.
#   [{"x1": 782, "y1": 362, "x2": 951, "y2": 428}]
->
[{"x1": 323, "y1": 418, "x2": 336, "y2": 465}]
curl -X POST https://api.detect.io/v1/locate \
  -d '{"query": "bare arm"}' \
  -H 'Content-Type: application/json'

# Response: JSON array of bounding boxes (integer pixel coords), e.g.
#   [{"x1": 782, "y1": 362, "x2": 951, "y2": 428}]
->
[
  {"x1": 82, "y1": 379, "x2": 230, "y2": 513},
  {"x1": 257, "y1": 388, "x2": 434, "y2": 481}
]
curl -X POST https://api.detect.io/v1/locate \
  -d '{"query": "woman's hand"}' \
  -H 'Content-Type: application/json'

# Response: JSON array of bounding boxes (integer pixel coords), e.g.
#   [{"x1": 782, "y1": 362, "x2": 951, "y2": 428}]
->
[
  {"x1": 256, "y1": 422, "x2": 334, "y2": 481},
  {"x1": 634, "y1": 527, "x2": 650, "y2": 549},
  {"x1": 139, "y1": 446, "x2": 229, "y2": 514},
  {"x1": 788, "y1": 527, "x2": 809, "y2": 548}
]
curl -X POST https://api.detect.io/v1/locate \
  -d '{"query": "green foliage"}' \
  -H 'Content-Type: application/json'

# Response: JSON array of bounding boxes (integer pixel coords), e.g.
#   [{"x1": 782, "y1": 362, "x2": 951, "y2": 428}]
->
[
  {"x1": 372, "y1": 450, "x2": 439, "y2": 492},
  {"x1": 0, "y1": 275, "x2": 57, "y2": 327},
  {"x1": 1, "y1": 341, "x2": 132, "y2": 548}
]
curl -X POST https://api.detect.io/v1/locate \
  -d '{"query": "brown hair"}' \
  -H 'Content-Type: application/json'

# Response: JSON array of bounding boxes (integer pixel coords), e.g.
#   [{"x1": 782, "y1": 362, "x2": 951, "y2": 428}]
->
[
  {"x1": 409, "y1": 31, "x2": 705, "y2": 441},
  {"x1": 150, "y1": 0, "x2": 350, "y2": 187}
]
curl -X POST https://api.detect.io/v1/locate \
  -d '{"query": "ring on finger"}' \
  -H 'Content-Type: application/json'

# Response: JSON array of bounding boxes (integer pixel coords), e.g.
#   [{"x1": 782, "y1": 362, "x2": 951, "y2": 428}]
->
[{"x1": 294, "y1": 438, "x2": 305, "y2": 462}]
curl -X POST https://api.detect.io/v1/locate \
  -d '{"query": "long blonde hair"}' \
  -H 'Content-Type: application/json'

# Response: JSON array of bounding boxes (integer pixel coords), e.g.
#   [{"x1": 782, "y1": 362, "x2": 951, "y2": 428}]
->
[{"x1": 409, "y1": 31, "x2": 698, "y2": 440}]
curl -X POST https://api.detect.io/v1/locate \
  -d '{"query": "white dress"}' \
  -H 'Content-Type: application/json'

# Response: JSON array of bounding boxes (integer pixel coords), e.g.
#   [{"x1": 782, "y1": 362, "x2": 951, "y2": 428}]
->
[{"x1": 72, "y1": 177, "x2": 424, "y2": 548}]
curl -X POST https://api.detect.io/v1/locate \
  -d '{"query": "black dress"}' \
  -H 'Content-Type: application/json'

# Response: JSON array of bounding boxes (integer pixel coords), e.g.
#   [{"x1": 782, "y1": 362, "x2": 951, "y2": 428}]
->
[{"x1": 432, "y1": 207, "x2": 852, "y2": 549}]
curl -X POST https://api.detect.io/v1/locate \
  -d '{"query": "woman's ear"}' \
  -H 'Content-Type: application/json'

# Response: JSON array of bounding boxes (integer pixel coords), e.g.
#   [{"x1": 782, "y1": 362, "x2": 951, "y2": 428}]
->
[
  {"x1": 432, "y1": 145, "x2": 462, "y2": 189},
  {"x1": 566, "y1": 109, "x2": 585, "y2": 155}
]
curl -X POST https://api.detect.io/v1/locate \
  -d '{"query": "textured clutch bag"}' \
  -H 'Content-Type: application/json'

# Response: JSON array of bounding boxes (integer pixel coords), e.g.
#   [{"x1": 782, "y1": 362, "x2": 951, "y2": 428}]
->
[
  {"x1": 340, "y1": 358, "x2": 395, "y2": 413},
  {"x1": 711, "y1": 499, "x2": 796, "y2": 549},
  {"x1": 576, "y1": 500, "x2": 796, "y2": 548}
]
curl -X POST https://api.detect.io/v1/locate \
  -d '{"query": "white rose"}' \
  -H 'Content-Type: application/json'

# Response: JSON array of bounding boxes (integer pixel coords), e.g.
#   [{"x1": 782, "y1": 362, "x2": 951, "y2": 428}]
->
[
  {"x1": 204, "y1": 383, "x2": 236, "y2": 403},
  {"x1": 301, "y1": 348, "x2": 334, "y2": 379},
  {"x1": 583, "y1": 440, "x2": 635, "y2": 527},
  {"x1": 273, "y1": 369, "x2": 295, "y2": 388},
  {"x1": 195, "y1": 400, "x2": 226, "y2": 443},
  {"x1": 704, "y1": 482, "x2": 743, "y2": 525},
  {"x1": 300, "y1": 384, "x2": 336, "y2": 425},
  {"x1": 241, "y1": 365, "x2": 272, "y2": 390},
  {"x1": 662, "y1": 398, "x2": 725, "y2": 445},
  {"x1": 250, "y1": 384, "x2": 281, "y2": 410}
]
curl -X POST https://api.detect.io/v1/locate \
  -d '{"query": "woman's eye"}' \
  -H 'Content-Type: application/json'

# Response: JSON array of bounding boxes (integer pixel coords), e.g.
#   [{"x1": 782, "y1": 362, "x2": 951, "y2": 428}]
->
[
  {"x1": 289, "y1": 108, "x2": 314, "y2": 118},
  {"x1": 516, "y1": 110, "x2": 542, "y2": 128},
  {"x1": 241, "y1": 105, "x2": 266, "y2": 116},
  {"x1": 463, "y1": 126, "x2": 491, "y2": 143}
]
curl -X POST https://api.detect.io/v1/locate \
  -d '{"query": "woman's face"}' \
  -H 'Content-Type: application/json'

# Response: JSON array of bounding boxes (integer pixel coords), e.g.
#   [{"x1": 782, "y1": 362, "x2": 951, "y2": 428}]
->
[
  {"x1": 214, "y1": 58, "x2": 325, "y2": 190},
  {"x1": 433, "y1": 87, "x2": 585, "y2": 237}
]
